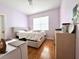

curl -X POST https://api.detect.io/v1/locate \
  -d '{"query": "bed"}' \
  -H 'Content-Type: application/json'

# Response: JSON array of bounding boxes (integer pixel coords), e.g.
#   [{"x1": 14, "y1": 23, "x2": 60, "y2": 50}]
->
[
  {"x1": 12, "y1": 28, "x2": 46, "y2": 48},
  {"x1": 17, "y1": 30, "x2": 46, "y2": 48}
]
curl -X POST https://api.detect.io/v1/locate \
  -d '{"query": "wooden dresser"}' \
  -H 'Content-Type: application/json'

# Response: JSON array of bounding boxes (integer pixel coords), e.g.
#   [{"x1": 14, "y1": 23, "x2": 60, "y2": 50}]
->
[{"x1": 55, "y1": 31, "x2": 75, "y2": 59}]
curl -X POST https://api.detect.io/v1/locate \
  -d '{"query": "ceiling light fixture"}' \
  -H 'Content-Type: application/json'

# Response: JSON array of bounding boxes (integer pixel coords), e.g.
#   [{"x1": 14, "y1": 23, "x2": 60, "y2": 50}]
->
[{"x1": 28, "y1": 0, "x2": 32, "y2": 5}]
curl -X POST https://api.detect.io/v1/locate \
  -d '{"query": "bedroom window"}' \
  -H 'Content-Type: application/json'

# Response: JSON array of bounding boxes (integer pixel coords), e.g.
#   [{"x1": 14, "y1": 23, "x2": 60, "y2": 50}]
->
[{"x1": 33, "y1": 16, "x2": 49, "y2": 30}]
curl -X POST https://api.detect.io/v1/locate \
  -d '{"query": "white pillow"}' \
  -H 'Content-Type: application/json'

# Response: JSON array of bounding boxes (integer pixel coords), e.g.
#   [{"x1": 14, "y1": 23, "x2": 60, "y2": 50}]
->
[{"x1": 17, "y1": 30, "x2": 26, "y2": 33}]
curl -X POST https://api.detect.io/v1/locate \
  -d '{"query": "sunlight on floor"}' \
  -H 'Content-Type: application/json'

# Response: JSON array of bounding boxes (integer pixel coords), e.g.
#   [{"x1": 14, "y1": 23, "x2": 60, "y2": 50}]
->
[{"x1": 41, "y1": 47, "x2": 51, "y2": 59}]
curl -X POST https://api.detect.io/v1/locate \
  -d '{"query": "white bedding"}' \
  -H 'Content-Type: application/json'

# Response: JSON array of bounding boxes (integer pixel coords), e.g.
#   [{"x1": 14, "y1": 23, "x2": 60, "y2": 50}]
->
[{"x1": 17, "y1": 31, "x2": 46, "y2": 41}]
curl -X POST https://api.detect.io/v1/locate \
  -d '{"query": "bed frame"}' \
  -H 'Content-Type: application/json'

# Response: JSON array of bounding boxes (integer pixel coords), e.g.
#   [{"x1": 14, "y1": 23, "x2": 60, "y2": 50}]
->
[{"x1": 27, "y1": 36, "x2": 46, "y2": 48}]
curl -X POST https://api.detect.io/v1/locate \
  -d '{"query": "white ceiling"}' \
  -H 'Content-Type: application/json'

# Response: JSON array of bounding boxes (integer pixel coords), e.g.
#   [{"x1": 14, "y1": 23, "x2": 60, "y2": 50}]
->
[{"x1": 0, "y1": 0, "x2": 61, "y2": 15}]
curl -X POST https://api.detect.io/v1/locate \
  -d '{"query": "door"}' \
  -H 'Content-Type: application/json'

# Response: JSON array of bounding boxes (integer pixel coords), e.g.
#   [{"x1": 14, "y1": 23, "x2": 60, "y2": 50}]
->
[{"x1": 0, "y1": 15, "x2": 5, "y2": 40}]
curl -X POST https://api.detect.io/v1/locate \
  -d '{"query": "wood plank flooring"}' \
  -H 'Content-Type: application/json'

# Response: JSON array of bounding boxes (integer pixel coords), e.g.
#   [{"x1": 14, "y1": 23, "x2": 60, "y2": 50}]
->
[{"x1": 28, "y1": 39, "x2": 55, "y2": 59}]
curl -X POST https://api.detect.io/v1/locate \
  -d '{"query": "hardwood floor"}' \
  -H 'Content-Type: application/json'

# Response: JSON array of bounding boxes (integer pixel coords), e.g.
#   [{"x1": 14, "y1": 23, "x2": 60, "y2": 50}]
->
[{"x1": 28, "y1": 39, "x2": 55, "y2": 59}]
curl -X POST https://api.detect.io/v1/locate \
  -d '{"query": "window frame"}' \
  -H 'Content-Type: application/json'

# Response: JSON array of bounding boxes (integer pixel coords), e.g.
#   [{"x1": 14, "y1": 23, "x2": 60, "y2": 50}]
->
[{"x1": 33, "y1": 16, "x2": 49, "y2": 30}]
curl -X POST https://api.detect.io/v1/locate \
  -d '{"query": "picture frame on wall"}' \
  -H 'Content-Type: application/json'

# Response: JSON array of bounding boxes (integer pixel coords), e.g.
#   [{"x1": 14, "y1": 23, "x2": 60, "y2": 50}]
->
[
  {"x1": 73, "y1": 4, "x2": 79, "y2": 23},
  {"x1": 73, "y1": 4, "x2": 78, "y2": 17}
]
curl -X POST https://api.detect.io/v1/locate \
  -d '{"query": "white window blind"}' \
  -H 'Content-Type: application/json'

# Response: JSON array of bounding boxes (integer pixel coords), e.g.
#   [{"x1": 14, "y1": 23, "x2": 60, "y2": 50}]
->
[{"x1": 33, "y1": 16, "x2": 49, "y2": 30}]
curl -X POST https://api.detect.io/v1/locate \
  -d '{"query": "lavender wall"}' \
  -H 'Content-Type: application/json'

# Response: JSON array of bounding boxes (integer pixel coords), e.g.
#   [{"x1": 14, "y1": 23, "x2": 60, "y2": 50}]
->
[
  {"x1": 0, "y1": 4, "x2": 28, "y2": 39},
  {"x1": 28, "y1": 8, "x2": 60, "y2": 39},
  {"x1": 60, "y1": 0, "x2": 76, "y2": 27}
]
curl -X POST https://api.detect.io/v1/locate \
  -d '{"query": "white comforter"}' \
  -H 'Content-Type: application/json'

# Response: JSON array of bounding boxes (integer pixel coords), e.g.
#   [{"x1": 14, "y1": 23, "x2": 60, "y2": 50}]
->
[{"x1": 17, "y1": 31, "x2": 46, "y2": 41}]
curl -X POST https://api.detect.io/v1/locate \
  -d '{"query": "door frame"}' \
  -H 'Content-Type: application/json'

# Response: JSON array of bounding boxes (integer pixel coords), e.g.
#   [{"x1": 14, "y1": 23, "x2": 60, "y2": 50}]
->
[{"x1": 0, "y1": 13, "x2": 7, "y2": 39}]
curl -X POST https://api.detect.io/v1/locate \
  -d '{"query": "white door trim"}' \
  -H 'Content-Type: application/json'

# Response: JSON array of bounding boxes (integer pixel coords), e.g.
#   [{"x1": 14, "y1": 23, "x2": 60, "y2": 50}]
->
[{"x1": 0, "y1": 13, "x2": 7, "y2": 39}]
